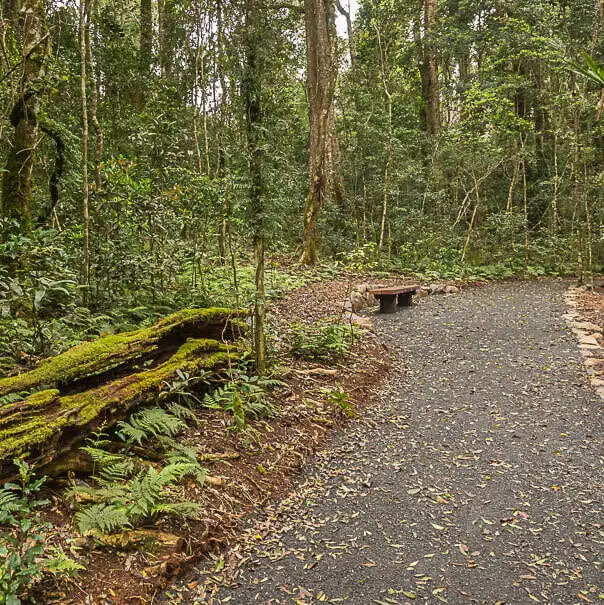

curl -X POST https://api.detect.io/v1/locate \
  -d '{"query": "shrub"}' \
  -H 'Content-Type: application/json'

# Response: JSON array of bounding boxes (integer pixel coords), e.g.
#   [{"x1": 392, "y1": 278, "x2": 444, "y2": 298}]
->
[
  {"x1": 0, "y1": 460, "x2": 83, "y2": 604},
  {"x1": 291, "y1": 319, "x2": 362, "y2": 362}
]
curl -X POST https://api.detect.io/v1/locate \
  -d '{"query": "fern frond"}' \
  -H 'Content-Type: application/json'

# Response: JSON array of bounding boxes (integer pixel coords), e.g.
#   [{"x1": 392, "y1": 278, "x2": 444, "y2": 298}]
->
[
  {"x1": 117, "y1": 407, "x2": 186, "y2": 444},
  {"x1": 152, "y1": 501, "x2": 203, "y2": 519},
  {"x1": 97, "y1": 460, "x2": 135, "y2": 485},
  {"x1": 166, "y1": 401, "x2": 199, "y2": 424},
  {"x1": 75, "y1": 503, "x2": 131, "y2": 535},
  {"x1": 0, "y1": 488, "x2": 20, "y2": 522},
  {"x1": 81, "y1": 445, "x2": 125, "y2": 468}
]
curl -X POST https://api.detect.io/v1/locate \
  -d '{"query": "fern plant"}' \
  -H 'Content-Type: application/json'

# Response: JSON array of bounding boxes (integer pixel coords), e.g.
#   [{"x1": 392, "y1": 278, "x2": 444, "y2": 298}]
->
[
  {"x1": 1, "y1": 460, "x2": 83, "y2": 603},
  {"x1": 291, "y1": 319, "x2": 362, "y2": 362},
  {"x1": 116, "y1": 407, "x2": 187, "y2": 445},
  {"x1": 69, "y1": 450, "x2": 204, "y2": 536},
  {"x1": 203, "y1": 371, "x2": 284, "y2": 429},
  {"x1": 69, "y1": 427, "x2": 206, "y2": 537}
]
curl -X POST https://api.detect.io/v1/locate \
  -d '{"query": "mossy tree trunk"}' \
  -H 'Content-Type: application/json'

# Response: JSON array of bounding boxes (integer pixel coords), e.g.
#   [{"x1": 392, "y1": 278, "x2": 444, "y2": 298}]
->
[
  {"x1": 244, "y1": 0, "x2": 266, "y2": 374},
  {"x1": 0, "y1": 308, "x2": 244, "y2": 479},
  {"x1": 1, "y1": 0, "x2": 50, "y2": 228}
]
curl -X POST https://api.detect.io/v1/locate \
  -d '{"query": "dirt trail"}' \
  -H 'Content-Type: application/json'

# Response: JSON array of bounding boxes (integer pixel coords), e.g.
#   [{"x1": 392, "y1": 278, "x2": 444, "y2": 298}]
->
[{"x1": 167, "y1": 279, "x2": 604, "y2": 605}]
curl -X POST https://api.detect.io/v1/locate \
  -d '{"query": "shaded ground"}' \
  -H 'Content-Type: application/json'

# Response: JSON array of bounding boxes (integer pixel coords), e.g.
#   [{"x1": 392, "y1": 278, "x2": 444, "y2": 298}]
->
[{"x1": 167, "y1": 279, "x2": 604, "y2": 604}]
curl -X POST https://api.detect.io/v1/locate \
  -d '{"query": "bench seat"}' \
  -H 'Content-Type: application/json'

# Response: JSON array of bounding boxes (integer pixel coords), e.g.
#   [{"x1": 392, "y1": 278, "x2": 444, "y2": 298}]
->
[{"x1": 368, "y1": 285, "x2": 419, "y2": 314}]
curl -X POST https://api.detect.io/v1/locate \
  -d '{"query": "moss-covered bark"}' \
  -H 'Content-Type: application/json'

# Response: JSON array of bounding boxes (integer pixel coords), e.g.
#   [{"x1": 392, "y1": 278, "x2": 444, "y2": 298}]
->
[
  {"x1": 0, "y1": 307, "x2": 244, "y2": 397},
  {"x1": 0, "y1": 338, "x2": 238, "y2": 476},
  {"x1": 0, "y1": 307, "x2": 245, "y2": 478}
]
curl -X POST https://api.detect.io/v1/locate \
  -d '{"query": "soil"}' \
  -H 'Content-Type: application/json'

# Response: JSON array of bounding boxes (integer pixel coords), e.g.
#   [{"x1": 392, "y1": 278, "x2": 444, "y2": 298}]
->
[
  {"x1": 39, "y1": 274, "x2": 402, "y2": 604},
  {"x1": 161, "y1": 278, "x2": 604, "y2": 605}
]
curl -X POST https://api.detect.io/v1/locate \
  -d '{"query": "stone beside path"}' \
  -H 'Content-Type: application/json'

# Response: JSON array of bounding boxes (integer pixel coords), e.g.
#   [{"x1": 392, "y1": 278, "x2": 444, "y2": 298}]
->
[
  {"x1": 168, "y1": 279, "x2": 603, "y2": 605},
  {"x1": 564, "y1": 287, "x2": 604, "y2": 401}
]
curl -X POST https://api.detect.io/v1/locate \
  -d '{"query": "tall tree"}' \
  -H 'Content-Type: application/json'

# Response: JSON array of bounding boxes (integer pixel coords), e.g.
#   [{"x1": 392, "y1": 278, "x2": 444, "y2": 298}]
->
[
  {"x1": 1, "y1": 0, "x2": 50, "y2": 227},
  {"x1": 300, "y1": 0, "x2": 341, "y2": 265},
  {"x1": 80, "y1": 0, "x2": 90, "y2": 303},
  {"x1": 244, "y1": 0, "x2": 266, "y2": 372},
  {"x1": 421, "y1": 0, "x2": 440, "y2": 136}
]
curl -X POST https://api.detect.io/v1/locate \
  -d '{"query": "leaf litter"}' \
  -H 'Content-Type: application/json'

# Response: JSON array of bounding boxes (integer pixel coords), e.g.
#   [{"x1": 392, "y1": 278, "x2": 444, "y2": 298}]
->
[{"x1": 163, "y1": 280, "x2": 603, "y2": 604}]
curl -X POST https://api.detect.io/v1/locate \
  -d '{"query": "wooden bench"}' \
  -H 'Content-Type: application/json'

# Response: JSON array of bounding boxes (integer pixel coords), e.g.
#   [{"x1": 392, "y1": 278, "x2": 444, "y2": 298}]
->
[{"x1": 368, "y1": 285, "x2": 419, "y2": 314}]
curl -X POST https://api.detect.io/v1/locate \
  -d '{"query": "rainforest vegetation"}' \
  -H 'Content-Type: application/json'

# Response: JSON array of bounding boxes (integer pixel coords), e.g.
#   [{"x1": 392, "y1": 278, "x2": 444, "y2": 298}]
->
[
  {"x1": 0, "y1": 0, "x2": 602, "y2": 369},
  {"x1": 0, "y1": 0, "x2": 603, "y2": 600}
]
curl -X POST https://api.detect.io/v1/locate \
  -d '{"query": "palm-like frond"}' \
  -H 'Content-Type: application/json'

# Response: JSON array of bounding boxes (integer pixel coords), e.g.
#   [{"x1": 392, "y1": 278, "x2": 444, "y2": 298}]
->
[{"x1": 569, "y1": 51, "x2": 604, "y2": 87}]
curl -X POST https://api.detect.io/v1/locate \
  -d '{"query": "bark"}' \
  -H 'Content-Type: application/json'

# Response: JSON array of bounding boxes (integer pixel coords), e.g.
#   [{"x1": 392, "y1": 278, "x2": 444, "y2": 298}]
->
[
  {"x1": 1, "y1": 0, "x2": 50, "y2": 227},
  {"x1": 80, "y1": 0, "x2": 90, "y2": 304},
  {"x1": 86, "y1": 0, "x2": 103, "y2": 191},
  {"x1": 300, "y1": 0, "x2": 340, "y2": 265},
  {"x1": 158, "y1": 0, "x2": 174, "y2": 78},
  {"x1": 137, "y1": 0, "x2": 152, "y2": 106},
  {"x1": 0, "y1": 307, "x2": 244, "y2": 478},
  {"x1": 244, "y1": 0, "x2": 266, "y2": 373},
  {"x1": 374, "y1": 23, "x2": 393, "y2": 265},
  {"x1": 423, "y1": 0, "x2": 440, "y2": 136}
]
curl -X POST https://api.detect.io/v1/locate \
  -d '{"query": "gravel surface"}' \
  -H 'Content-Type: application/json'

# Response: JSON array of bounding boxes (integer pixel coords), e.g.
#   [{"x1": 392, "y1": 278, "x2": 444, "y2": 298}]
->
[{"x1": 169, "y1": 279, "x2": 604, "y2": 605}]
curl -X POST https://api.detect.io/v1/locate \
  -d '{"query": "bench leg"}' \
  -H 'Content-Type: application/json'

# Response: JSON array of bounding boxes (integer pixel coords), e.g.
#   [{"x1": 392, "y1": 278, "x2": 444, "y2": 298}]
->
[
  {"x1": 379, "y1": 295, "x2": 398, "y2": 314},
  {"x1": 397, "y1": 292, "x2": 413, "y2": 307}
]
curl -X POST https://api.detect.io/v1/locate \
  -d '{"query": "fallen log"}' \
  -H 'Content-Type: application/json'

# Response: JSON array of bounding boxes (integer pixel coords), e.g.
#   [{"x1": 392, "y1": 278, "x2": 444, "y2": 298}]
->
[
  {"x1": 0, "y1": 308, "x2": 245, "y2": 479},
  {"x1": 0, "y1": 307, "x2": 244, "y2": 397}
]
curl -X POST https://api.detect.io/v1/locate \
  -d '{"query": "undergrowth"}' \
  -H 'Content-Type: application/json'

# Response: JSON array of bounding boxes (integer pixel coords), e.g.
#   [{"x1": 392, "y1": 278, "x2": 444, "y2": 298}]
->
[
  {"x1": 203, "y1": 368, "x2": 285, "y2": 431},
  {"x1": 68, "y1": 376, "x2": 208, "y2": 537},
  {"x1": 0, "y1": 461, "x2": 83, "y2": 604},
  {"x1": 291, "y1": 319, "x2": 363, "y2": 363}
]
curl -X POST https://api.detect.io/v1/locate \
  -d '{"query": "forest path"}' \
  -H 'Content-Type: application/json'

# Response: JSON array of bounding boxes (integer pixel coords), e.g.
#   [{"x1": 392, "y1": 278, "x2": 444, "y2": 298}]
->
[{"x1": 181, "y1": 280, "x2": 604, "y2": 604}]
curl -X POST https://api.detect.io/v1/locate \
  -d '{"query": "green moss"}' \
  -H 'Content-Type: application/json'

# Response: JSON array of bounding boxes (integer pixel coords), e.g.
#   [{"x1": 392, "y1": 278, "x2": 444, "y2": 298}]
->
[
  {"x1": 0, "y1": 307, "x2": 243, "y2": 399},
  {"x1": 0, "y1": 337, "x2": 240, "y2": 464}
]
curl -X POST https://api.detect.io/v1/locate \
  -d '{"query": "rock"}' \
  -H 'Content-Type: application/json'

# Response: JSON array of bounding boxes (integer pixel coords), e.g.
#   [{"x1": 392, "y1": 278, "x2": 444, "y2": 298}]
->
[
  {"x1": 353, "y1": 283, "x2": 370, "y2": 296},
  {"x1": 366, "y1": 292, "x2": 377, "y2": 306},
  {"x1": 342, "y1": 300, "x2": 353, "y2": 312},
  {"x1": 350, "y1": 291, "x2": 367, "y2": 313},
  {"x1": 580, "y1": 349, "x2": 594, "y2": 358},
  {"x1": 579, "y1": 335, "x2": 600, "y2": 347},
  {"x1": 444, "y1": 285, "x2": 460, "y2": 294},
  {"x1": 570, "y1": 321, "x2": 602, "y2": 332},
  {"x1": 598, "y1": 387, "x2": 604, "y2": 400},
  {"x1": 352, "y1": 315, "x2": 373, "y2": 330},
  {"x1": 416, "y1": 289, "x2": 429, "y2": 299},
  {"x1": 563, "y1": 313, "x2": 579, "y2": 321},
  {"x1": 430, "y1": 284, "x2": 446, "y2": 295},
  {"x1": 590, "y1": 378, "x2": 604, "y2": 387}
]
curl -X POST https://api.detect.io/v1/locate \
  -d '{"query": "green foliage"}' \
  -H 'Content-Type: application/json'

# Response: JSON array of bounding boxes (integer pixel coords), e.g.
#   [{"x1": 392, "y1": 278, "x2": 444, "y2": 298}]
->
[
  {"x1": 116, "y1": 407, "x2": 188, "y2": 445},
  {"x1": 320, "y1": 387, "x2": 356, "y2": 418},
  {"x1": 0, "y1": 460, "x2": 83, "y2": 604},
  {"x1": 291, "y1": 319, "x2": 363, "y2": 363},
  {"x1": 570, "y1": 51, "x2": 604, "y2": 88},
  {"x1": 69, "y1": 432, "x2": 205, "y2": 537},
  {"x1": 203, "y1": 370, "x2": 284, "y2": 429}
]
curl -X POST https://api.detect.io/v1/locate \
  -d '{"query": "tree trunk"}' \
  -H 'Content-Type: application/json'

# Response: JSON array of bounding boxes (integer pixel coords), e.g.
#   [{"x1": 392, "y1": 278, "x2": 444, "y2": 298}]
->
[
  {"x1": 300, "y1": 0, "x2": 340, "y2": 266},
  {"x1": 80, "y1": 0, "x2": 90, "y2": 304},
  {"x1": 424, "y1": 0, "x2": 440, "y2": 136},
  {"x1": 158, "y1": 0, "x2": 174, "y2": 79},
  {"x1": 86, "y1": 0, "x2": 103, "y2": 192},
  {"x1": 374, "y1": 22, "x2": 392, "y2": 266},
  {"x1": 335, "y1": 0, "x2": 355, "y2": 68},
  {"x1": 137, "y1": 0, "x2": 152, "y2": 106},
  {"x1": 1, "y1": 0, "x2": 49, "y2": 228},
  {"x1": 244, "y1": 0, "x2": 266, "y2": 373},
  {"x1": 0, "y1": 308, "x2": 244, "y2": 478}
]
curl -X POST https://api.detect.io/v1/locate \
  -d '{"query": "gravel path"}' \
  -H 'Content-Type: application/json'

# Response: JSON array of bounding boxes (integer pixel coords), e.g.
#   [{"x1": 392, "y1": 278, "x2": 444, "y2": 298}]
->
[{"x1": 170, "y1": 280, "x2": 604, "y2": 605}]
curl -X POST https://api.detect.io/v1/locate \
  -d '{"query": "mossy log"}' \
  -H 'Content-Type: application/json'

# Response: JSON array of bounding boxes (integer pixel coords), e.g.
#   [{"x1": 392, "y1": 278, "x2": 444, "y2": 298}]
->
[
  {"x1": 0, "y1": 307, "x2": 244, "y2": 397},
  {"x1": 0, "y1": 308, "x2": 245, "y2": 479}
]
